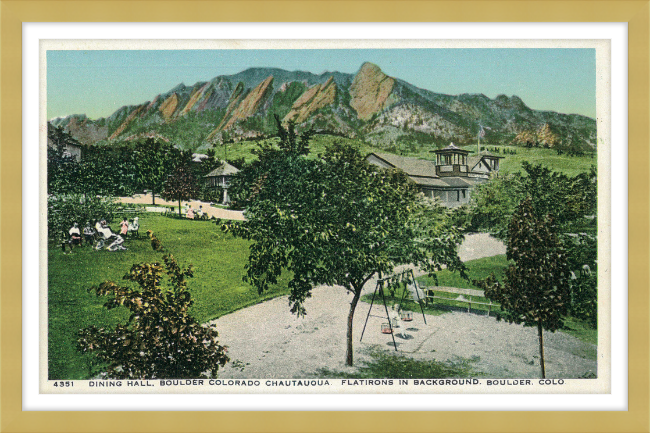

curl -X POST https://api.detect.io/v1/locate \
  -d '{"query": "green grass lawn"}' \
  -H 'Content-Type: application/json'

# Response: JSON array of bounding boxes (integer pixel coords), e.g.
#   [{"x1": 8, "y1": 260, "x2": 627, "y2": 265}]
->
[
  {"x1": 418, "y1": 254, "x2": 511, "y2": 290},
  {"x1": 459, "y1": 143, "x2": 596, "y2": 177},
  {"x1": 48, "y1": 213, "x2": 290, "y2": 380}
]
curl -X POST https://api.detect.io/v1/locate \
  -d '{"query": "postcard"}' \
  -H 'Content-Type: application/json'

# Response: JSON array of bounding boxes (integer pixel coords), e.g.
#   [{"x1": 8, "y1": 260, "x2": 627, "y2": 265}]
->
[{"x1": 40, "y1": 38, "x2": 610, "y2": 395}]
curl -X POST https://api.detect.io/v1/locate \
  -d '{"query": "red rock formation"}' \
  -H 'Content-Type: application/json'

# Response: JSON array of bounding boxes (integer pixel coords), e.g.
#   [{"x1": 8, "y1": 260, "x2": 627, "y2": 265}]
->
[
  {"x1": 224, "y1": 76, "x2": 274, "y2": 129},
  {"x1": 214, "y1": 76, "x2": 274, "y2": 132},
  {"x1": 283, "y1": 77, "x2": 337, "y2": 124},
  {"x1": 159, "y1": 93, "x2": 179, "y2": 120},
  {"x1": 349, "y1": 62, "x2": 396, "y2": 121},
  {"x1": 109, "y1": 105, "x2": 146, "y2": 140},
  {"x1": 181, "y1": 83, "x2": 209, "y2": 115}
]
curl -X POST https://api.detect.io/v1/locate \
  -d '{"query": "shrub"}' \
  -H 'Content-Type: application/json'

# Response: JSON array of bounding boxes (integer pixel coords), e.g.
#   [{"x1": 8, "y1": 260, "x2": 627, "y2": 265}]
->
[{"x1": 77, "y1": 252, "x2": 229, "y2": 379}]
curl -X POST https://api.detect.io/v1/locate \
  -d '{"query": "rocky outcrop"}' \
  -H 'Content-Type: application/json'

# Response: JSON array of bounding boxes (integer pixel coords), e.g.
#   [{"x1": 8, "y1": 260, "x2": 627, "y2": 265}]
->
[
  {"x1": 221, "y1": 75, "x2": 274, "y2": 130},
  {"x1": 109, "y1": 105, "x2": 146, "y2": 140},
  {"x1": 158, "y1": 93, "x2": 179, "y2": 120},
  {"x1": 144, "y1": 95, "x2": 160, "y2": 116},
  {"x1": 512, "y1": 123, "x2": 561, "y2": 147},
  {"x1": 283, "y1": 77, "x2": 336, "y2": 124},
  {"x1": 350, "y1": 62, "x2": 396, "y2": 121},
  {"x1": 536, "y1": 123, "x2": 561, "y2": 147},
  {"x1": 181, "y1": 83, "x2": 210, "y2": 115}
]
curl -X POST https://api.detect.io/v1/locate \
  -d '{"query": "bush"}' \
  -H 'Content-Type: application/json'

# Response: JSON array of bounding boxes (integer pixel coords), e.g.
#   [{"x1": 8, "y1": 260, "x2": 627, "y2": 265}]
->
[
  {"x1": 198, "y1": 184, "x2": 223, "y2": 203},
  {"x1": 77, "y1": 252, "x2": 229, "y2": 379},
  {"x1": 47, "y1": 194, "x2": 118, "y2": 240}
]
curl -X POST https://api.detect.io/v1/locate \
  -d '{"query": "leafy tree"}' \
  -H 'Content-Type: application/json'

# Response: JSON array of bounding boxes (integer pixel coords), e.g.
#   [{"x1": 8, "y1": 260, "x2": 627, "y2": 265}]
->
[
  {"x1": 563, "y1": 233, "x2": 598, "y2": 327},
  {"x1": 470, "y1": 162, "x2": 597, "y2": 240},
  {"x1": 47, "y1": 194, "x2": 118, "y2": 240},
  {"x1": 470, "y1": 163, "x2": 598, "y2": 329},
  {"x1": 273, "y1": 114, "x2": 311, "y2": 155},
  {"x1": 224, "y1": 125, "x2": 465, "y2": 366},
  {"x1": 161, "y1": 164, "x2": 199, "y2": 218},
  {"x1": 132, "y1": 138, "x2": 184, "y2": 204},
  {"x1": 77, "y1": 250, "x2": 229, "y2": 379},
  {"x1": 77, "y1": 144, "x2": 138, "y2": 197},
  {"x1": 477, "y1": 197, "x2": 571, "y2": 378},
  {"x1": 47, "y1": 125, "x2": 84, "y2": 195}
]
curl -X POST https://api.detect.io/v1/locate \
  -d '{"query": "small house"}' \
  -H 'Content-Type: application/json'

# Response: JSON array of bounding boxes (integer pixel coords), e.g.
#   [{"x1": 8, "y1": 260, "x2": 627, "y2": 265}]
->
[{"x1": 205, "y1": 162, "x2": 240, "y2": 204}]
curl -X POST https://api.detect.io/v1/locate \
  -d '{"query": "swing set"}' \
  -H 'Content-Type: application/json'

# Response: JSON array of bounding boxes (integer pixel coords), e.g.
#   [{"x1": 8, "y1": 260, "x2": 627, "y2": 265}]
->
[{"x1": 359, "y1": 269, "x2": 427, "y2": 350}]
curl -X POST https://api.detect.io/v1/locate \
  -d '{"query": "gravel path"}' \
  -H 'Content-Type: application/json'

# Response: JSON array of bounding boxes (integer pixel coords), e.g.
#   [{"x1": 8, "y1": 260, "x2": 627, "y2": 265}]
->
[
  {"x1": 118, "y1": 194, "x2": 245, "y2": 221},
  {"x1": 209, "y1": 234, "x2": 597, "y2": 379}
]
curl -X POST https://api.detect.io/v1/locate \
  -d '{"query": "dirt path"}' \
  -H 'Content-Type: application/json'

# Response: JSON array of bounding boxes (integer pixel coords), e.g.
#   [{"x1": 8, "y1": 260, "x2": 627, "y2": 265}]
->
[
  {"x1": 209, "y1": 234, "x2": 596, "y2": 379},
  {"x1": 117, "y1": 194, "x2": 245, "y2": 221}
]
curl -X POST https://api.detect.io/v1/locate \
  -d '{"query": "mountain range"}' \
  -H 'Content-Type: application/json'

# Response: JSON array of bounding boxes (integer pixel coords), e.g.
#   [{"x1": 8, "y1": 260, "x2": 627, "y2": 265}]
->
[{"x1": 49, "y1": 62, "x2": 597, "y2": 152}]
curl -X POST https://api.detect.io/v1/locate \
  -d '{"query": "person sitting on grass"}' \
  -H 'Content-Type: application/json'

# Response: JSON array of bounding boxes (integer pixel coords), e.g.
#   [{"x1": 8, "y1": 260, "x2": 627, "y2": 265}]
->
[
  {"x1": 68, "y1": 223, "x2": 82, "y2": 252},
  {"x1": 128, "y1": 217, "x2": 140, "y2": 238},
  {"x1": 83, "y1": 221, "x2": 96, "y2": 246},
  {"x1": 95, "y1": 221, "x2": 126, "y2": 251},
  {"x1": 187, "y1": 206, "x2": 195, "y2": 220},
  {"x1": 95, "y1": 220, "x2": 111, "y2": 250},
  {"x1": 95, "y1": 219, "x2": 104, "y2": 235},
  {"x1": 197, "y1": 205, "x2": 204, "y2": 220}
]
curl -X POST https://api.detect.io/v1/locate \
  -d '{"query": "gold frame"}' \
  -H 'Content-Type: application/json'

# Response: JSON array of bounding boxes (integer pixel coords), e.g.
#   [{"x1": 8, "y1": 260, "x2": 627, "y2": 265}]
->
[{"x1": 3, "y1": 1, "x2": 647, "y2": 431}]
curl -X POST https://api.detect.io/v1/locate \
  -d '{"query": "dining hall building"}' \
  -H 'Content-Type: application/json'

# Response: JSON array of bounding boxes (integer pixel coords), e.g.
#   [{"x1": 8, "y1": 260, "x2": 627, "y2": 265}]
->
[{"x1": 366, "y1": 143, "x2": 503, "y2": 207}]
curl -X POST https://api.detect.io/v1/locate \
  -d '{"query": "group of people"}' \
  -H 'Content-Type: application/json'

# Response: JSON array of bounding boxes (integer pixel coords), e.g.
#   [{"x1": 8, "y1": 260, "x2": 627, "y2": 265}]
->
[
  {"x1": 184, "y1": 203, "x2": 206, "y2": 220},
  {"x1": 64, "y1": 217, "x2": 139, "y2": 253}
]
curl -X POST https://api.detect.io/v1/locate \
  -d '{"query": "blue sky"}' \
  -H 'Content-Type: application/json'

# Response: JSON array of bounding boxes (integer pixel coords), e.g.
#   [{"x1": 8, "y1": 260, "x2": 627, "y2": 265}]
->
[{"x1": 47, "y1": 48, "x2": 596, "y2": 120}]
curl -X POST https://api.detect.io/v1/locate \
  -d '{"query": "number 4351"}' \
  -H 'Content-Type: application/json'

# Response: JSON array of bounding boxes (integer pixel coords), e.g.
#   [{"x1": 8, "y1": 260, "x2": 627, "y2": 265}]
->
[{"x1": 53, "y1": 381, "x2": 73, "y2": 387}]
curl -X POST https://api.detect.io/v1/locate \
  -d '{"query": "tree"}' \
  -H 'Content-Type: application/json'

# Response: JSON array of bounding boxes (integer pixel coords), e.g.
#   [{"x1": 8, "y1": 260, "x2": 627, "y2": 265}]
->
[
  {"x1": 133, "y1": 138, "x2": 183, "y2": 205},
  {"x1": 47, "y1": 194, "x2": 118, "y2": 240},
  {"x1": 47, "y1": 125, "x2": 83, "y2": 195},
  {"x1": 469, "y1": 162, "x2": 597, "y2": 241},
  {"x1": 477, "y1": 197, "x2": 571, "y2": 378},
  {"x1": 564, "y1": 232, "x2": 597, "y2": 327},
  {"x1": 77, "y1": 249, "x2": 229, "y2": 379},
  {"x1": 224, "y1": 124, "x2": 465, "y2": 366},
  {"x1": 469, "y1": 163, "x2": 598, "y2": 330},
  {"x1": 161, "y1": 164, "x2": 199, "y2": 218}
]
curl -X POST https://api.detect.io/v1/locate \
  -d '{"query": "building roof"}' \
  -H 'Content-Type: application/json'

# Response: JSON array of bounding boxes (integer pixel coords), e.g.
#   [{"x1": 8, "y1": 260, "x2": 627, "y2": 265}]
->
[
  {"x1": 369, "y1": 152, "x2": 438, "y2": 178},
  {"x1": 468, "y1": 151, "x2": 505, "y2": 171},
  {"x1": 205, "y1": 162, "x2": 240, "y2": 177},
  {"x1": 440, "y1": 177, "x2": 475, "y2": 188},
  {"x1": 434, "y1": 142, "x2": 470, "y2": 154},
  {"x1": 467, "y1": 155, "x2": 483, "y2": 169},
  {"x1": 476, "y1": 150, "x2": 504, "y2": 159}
]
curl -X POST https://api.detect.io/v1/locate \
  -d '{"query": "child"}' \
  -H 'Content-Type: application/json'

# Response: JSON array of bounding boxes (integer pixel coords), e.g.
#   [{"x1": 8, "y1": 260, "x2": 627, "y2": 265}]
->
[{"x1": 120, "y1": 217, "x2": 129, "y2": 236}]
